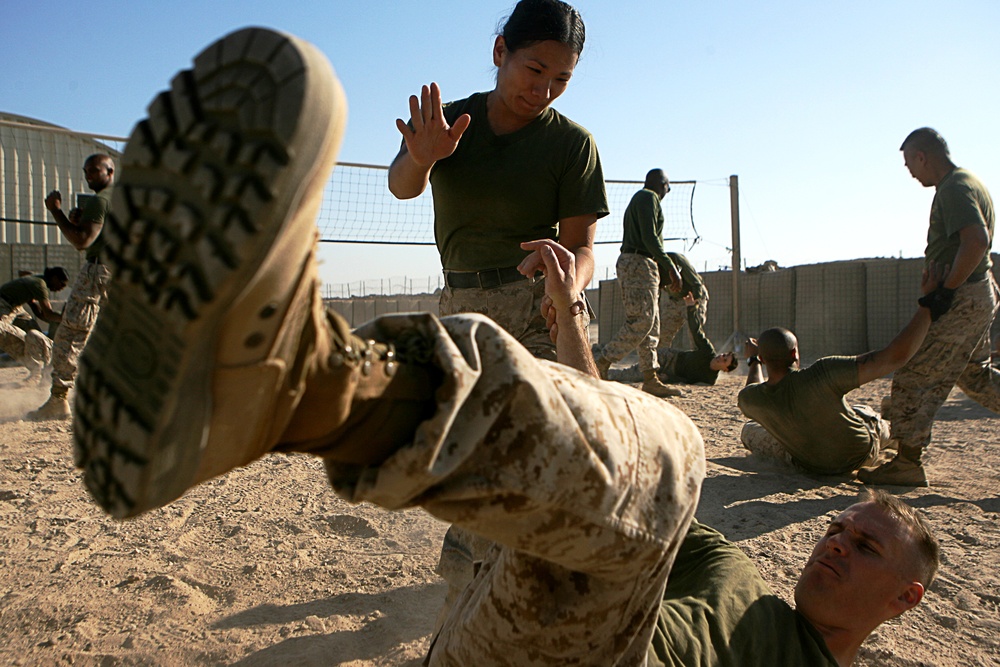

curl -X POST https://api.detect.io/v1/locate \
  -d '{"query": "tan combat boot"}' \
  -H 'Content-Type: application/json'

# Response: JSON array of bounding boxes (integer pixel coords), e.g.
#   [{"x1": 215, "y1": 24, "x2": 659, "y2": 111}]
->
[
  {"x1": 857, "y1": 447, "x2": 928, "y2": 487},
  {"x1": 595, "y1": 355, "x2": 612, "y2": 381},
  {"x1": 641, "y1": 370, "x2": 683, "y2": 398},
  {"x1": 28, "y1": 392, "x2": 72, "y2": 421},
  {"x1": 72, "y1": 27, "x2": 353, "y2": 518}
]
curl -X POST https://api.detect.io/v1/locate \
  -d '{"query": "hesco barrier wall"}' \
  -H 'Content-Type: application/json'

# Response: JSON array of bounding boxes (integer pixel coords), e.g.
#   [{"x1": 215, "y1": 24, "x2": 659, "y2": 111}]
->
[
  {"x1": 599, "y1": 255, "x2": 1000, "y2": 364},
  {"x1": 323, "y1": 295, "x2": 442, "y2": 326},
  {"x1": 5, "y1": 244, "x2": 996, "y2": 363},
  {"x1": 322, "y1": 287, "x2": 602, "y2": 330}
]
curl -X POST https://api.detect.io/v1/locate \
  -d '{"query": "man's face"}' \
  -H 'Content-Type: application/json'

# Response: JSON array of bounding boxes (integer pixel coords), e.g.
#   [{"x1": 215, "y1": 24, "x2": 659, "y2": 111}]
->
[
  {"x1": 902, "y1": 146, "x2": 934, "y2": 187},
  {"x1": 83, "y1": 158, "x2": 113, "y2": 192},
  {"x1": 709, "y1": 352, "x2": 735, "y2": 372},
  {"x1": 655, "y1": 177, "x2": 671, "y2": 200},
  {"x1": 794, "y1": 503, "x2": 922, "y2": 633}
]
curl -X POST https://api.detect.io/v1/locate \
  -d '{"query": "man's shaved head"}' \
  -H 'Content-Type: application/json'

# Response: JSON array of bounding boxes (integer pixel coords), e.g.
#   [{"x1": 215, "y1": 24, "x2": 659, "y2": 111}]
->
[
  {"x1": 758, "y1": 327, "x2": 797, "y2": 368},
  {"x1": 645, "y1": 168, "x2": 668, "y2": 188}
]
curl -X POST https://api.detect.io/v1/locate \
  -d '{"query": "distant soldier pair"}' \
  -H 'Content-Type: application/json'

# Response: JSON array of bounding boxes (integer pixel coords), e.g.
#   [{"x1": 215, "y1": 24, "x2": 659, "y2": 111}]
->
[{"x1": 740, "y1": 128, "x2": 998, "y2": 485}]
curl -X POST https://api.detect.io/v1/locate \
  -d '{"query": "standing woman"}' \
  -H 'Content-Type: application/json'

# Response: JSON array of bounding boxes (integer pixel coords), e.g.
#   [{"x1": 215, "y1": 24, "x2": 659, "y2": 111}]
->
[{"x1": 389, "y1": 0, "x2": 608, "y2": 361}]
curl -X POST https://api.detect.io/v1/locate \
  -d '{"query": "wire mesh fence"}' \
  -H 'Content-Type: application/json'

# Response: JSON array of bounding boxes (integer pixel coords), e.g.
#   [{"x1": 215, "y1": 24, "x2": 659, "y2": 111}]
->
[{"x1": 2, "y1": 118, "x2": 706, "y2": 297}]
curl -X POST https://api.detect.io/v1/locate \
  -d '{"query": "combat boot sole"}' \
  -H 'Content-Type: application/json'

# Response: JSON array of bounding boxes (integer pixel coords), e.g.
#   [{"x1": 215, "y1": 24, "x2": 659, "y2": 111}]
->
[{"x1": 73, "y1": 27, "x2": 346, "y2": 518}]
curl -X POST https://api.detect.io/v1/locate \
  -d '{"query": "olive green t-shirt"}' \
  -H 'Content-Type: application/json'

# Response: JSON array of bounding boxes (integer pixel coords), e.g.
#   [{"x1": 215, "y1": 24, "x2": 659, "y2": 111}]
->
[
  {"x1": 737, "y1": 356, "x2": 873, "y2": 474},
  {"x1": 666, "y1": 252, "x2": 706, "y2": 301},
  {"x1": 0, "y1": 275, "x2": 48, "y2": 308},
  {"x1": 667, "y1": 327, "x2": 719, "y2": 385},
  {"x1": 925, "y1": 168, "x2": 994, "y2": 281},
  {"x1": 621, "y1": 188, "x2": 676, "y2": 275},
  {"x1": 431, "y1": 93, "x2": 609, "y2": 271},
  {"x1": 649, "y1": 521, "x2": 837, "y2": 667},
  {"x1": 81, "y1": 186, "x2": 112, "y2": 263}
]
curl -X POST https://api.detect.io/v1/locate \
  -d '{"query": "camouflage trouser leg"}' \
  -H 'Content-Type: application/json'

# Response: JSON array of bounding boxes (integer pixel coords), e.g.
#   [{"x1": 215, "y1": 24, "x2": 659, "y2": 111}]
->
[
  {"x1": 325, "y1": 313, "x2": 704, "y2": 666},
  {"x1": 686, "y1": 290, "x2": 709, "y2": 343},
  {"x1": 662, "y1": 291, "x2": 707, "y2": 349},
  {"x1": 659, "y1": 296, "x2": 686, "y2": 348},
  {"x1": 0, "y1": 307, "x2": 29, "y2": 367},
  {"x1": 851, "y1": 404, "x2": 890, "y2": 465},
  {"x1": 891, "y1": 277, "x2": 999, "y2": 460},
  {"x1": 23, "y1": 331, "x2": 52, "y2": 374},
  {"x1": 740, "y1": 421, "x2": 793, "y2": 464},
  {"x1": 602, "y1": 253, "x2": 661, "y2": 372},
  {"x1": 0, "y1": 300, "x2": 50, "y2": 373},
  {"x1": 955, "y1": 276, "x2": 1000, "y2": 413},
  {"x1": 50, "y1": 263, "x2": 111, "y2": 397},
  {"x1": 437, "y1": 276, "x2": 593, "y2": 625}
]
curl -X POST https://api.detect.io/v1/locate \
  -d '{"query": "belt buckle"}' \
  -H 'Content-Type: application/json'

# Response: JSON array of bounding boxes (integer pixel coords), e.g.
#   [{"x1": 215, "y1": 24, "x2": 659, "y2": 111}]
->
[{"x1": 478, "y1": 268, "x2": 502, "y2": 289}]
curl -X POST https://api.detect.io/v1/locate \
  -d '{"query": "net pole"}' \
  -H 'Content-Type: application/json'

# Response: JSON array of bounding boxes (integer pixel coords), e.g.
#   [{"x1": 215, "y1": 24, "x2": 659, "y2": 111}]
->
[{"x1": 727, "y1": 174, "x2": 747, "y2": 362}]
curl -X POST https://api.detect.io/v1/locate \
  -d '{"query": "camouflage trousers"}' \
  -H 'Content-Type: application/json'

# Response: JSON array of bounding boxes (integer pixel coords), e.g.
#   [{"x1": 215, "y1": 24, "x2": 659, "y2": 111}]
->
[
  {"x1": 741, "y1": 404, "x2": 888, "y2": 469},
  {"x1": 602, "y1": 253, "x2": 661, "y2": 372},
  {"x1": 0, "y1": 299, "x2": 52, "y2": 374},
  {"x1": 438, "y1": 274, "x2": 589, "y2": 362},
  {"x1": 325, "y1": 312, "x2": 705, "y2": 666},
  {"x1": 50, "y1": 262, "x2": 111, "y2": 397},
  {"x1": 661, "y1": 289, "x2": 709, "y2": 348},
  {"x1": 438, "y1": 275, "x2": 592, "y2": 632},
  {"x1": 891, "y1": 276, "x2": 1000, "y2": 460}
]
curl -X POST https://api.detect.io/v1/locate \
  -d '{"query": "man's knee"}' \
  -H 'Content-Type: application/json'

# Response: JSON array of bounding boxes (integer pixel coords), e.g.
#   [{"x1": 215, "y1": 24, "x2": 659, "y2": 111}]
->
[{"x1": 740, "y1": 421, "x2": 790, "y2": 463}]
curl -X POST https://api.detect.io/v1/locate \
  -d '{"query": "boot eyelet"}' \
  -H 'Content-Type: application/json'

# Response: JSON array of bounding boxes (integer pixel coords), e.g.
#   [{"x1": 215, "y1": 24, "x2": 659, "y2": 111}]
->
[{"x1": 244, "y1": 332, "x2": 265, "y2": 348}]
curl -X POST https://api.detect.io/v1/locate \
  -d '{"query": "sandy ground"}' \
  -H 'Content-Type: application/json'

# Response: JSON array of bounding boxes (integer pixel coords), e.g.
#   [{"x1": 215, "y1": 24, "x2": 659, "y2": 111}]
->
[{"x1": 1, "y1": 363, "x2": 998, "y2": 667}]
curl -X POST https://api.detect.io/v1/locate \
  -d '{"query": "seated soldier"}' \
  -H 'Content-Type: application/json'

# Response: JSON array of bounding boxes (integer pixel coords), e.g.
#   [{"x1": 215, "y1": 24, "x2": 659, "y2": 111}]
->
[
  {"x1": 68, "y1": 27, "x2": 938, "y2": 667},
  {"x1": 738, "y1": 265, "x2": 940, "y2": 474},
  {"x1": 0, "y1": 266, "x2": 68, "y2": 381}
]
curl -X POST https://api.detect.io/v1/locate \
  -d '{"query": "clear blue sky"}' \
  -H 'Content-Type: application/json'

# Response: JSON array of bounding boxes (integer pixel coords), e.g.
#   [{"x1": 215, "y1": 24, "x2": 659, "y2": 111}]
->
[{"x1": 4, "y1": 1, "x2": 998, "y2": 288}]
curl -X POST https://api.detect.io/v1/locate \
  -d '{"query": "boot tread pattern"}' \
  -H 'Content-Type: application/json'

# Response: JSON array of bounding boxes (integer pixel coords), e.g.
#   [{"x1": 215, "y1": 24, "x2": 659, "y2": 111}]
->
[{"x1": 74, "y1": 28, "x2": 308, "y2": 517}]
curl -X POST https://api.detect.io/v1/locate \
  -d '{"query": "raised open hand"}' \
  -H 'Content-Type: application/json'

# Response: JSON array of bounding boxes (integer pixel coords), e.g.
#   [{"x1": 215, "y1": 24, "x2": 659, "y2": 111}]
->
[{"x1": 395, "y1": 82, "x2": 471, "y2": 167}]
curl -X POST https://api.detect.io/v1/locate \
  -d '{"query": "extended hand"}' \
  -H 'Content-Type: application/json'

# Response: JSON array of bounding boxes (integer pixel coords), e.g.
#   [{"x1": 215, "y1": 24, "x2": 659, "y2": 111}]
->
[
  {"x1": 682, "y1": 291, "x2": 697, "y2": 307},
  {"x1": 521, "y1": 240, "x2": 582, "y2": 342},
  {"x1": 667, "y1": 267, "x2": 682, "y2": 293},
  {"x1": 44, "y1": 191, "x2": 62, "y2": 213},
  {"x1": 520, "y1": 239, "x2": 578, "y2": 310},
  {"x1": 394, "y1": 82, "x2": 471, "y2": 167}
]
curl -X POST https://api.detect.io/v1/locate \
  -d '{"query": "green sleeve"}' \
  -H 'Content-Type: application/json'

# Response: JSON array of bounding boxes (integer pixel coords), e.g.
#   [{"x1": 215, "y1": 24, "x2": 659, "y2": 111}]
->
[
  {"x1": 669, "y1": 253, "x2": 706, "y2": 299},
  {"x1": 688, "y1": 319, "x2": 714, "y2": 355},
  {"x1": 937, "y1": 181, "x2": 989, "y2": 238},
  {"x1": 634, "y1": 196, "x2": 676, "y2": 274}
]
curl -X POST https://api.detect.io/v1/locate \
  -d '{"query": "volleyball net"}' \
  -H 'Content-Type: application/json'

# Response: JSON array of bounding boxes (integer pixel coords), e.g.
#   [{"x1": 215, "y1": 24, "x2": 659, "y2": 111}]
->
[
  {"x1": 314, "y1": 163, "x2": 698, "y2": 246},
  {"x1": 2, "y1": 120, "x2": 700, "y2": 248}
]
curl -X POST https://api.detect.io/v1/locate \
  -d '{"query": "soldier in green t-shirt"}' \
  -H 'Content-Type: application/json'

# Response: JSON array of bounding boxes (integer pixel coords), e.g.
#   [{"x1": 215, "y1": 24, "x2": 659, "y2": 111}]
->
[
  {"x1": 595, "y1": 169, "x2": 684, "y2": 398},
  {"x1": 29, "y1": 154, "x2": 114, "y2": 420},
  {"x1": 388, "y1": 0, "x2": 609, "y2": 363},
  {"x1": 740, "y1": 264, "x2": 942, "y2": 474},
  {"x1": 387, "y1": 0, "x2": 610, "y2": 623},
  {"x1": 859, "y1": 128, "x2": 1000, "y2": 486},
  {"x1": 0, "y1": 267, "x2": 68, "y2": 381}
]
